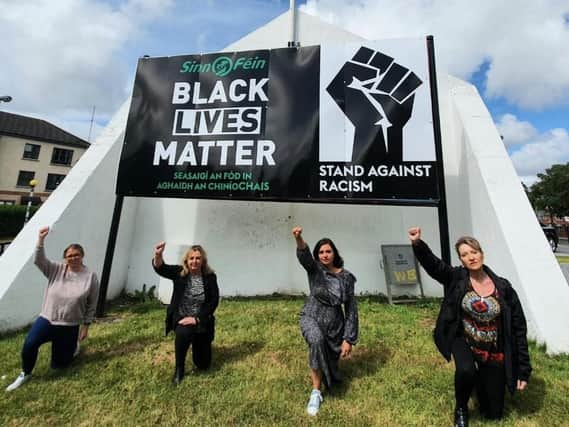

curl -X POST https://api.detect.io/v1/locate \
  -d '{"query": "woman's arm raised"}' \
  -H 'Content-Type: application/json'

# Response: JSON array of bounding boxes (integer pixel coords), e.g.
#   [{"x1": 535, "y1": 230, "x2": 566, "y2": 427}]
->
[
  {"x1": 292, "y1": 226, "x2": 307, "y2": 249},
  {"x1": 153, "y1": 241, "x2": 165, "y2": 268}
]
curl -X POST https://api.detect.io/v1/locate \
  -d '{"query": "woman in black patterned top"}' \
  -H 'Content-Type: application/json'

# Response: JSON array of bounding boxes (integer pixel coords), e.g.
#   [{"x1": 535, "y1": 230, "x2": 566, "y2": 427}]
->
[
  {"x1": 153, "y1": 242, "x2": 219, "y2": 385},
  {"x1": 292, "y1": 226, "x2": 358, "y2": 416},
  {"x1": 408, "y1": 227, "x2": 531, "y2": 427}
]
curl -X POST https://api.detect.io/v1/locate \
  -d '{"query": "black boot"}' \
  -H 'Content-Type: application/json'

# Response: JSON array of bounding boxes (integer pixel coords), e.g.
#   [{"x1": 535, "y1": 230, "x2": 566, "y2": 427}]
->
[
  {"x1": 454, "y1": 406, "x2": 468, "y2": 427},
  {"x1": 172, "y1": 367, "x2": 184, "y2": 385}
]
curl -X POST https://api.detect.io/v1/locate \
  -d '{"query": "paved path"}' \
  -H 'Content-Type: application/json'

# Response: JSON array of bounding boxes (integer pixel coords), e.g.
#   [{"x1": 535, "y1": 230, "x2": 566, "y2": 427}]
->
[
  {"x1": 555, "y1": 240, "x2": 569, "y2": 285},
  {"x1": 556, "y1": 239, "x2": 569, "y2": 256}
]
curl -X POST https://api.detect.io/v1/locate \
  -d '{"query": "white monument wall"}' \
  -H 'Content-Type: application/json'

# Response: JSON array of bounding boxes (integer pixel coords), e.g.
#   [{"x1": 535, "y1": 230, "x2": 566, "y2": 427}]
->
[
  {"x1": 0, "y1": 102, "x2": 136, "y2": 331},
  {"x1": 1, "y1": 10, "x2": 568, "y2": 353}
]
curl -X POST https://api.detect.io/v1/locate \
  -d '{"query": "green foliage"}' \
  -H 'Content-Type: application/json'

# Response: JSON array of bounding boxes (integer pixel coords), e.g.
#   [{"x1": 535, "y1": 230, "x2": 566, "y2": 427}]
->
[
  {"x1": 1, "y1": 298, "x2": 568, "y2": 426},
  {"x1": 529, "y1": 162, "x2": 569, "y2": 217},
  {"x1": 131, "y1": 283, "x2": 157, "y2": 303},
  {"x1": 0, "y1": 205, "x2": 39, "y2": 238}
]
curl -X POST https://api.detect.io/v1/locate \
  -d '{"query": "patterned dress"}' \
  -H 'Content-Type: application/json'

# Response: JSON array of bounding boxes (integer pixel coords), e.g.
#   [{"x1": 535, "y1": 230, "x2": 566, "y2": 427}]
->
[{"x1": 297, "y1": 246, "x2": 359, "y2": 388}]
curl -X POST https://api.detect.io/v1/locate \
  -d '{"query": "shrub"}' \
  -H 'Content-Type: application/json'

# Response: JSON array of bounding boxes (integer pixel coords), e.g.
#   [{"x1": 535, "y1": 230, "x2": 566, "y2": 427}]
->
[{"x1": 0, "y1": 205, "x2": 39, "y2": 238}]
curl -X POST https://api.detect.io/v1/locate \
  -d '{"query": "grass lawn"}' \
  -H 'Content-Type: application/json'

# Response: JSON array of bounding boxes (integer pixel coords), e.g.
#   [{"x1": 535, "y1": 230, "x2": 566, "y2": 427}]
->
[
  {"x1": 556, "y1": 255, "x2": 569, "y2": 264},
  {"x1": 1, "y1": 297, "x2": 568, "y2": 426}
]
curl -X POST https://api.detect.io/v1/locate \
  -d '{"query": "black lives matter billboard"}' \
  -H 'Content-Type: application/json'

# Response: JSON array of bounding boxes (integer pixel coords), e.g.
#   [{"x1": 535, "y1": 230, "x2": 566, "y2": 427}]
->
[{"x1": 116, "y1": 38, "x2": 441, "y2": 204}]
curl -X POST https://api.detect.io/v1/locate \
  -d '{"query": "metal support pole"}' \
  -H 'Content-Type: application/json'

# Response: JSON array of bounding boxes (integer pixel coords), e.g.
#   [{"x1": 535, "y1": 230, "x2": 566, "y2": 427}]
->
[
  {"x1": 426, "y1": 35, "x2": 451, "y2": 263},
  {"x1": 24, "y1": 179, "x2": 38, "y2": 224},
  {"x1": 96, "y1": 195, "x2": 124, "y2": 317},
  {"x1": 288, "y1": 0, "x2": 299, "y2": 48}
]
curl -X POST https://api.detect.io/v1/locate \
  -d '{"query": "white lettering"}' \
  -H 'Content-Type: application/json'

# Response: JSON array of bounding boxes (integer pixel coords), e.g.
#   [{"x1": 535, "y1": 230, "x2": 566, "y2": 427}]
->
[
  {"x1": 192, "y1": 82, "x2": 208, "y2": 104},
  {"x1": 235, "y1": 140, "x2": 254, "y2": 165},
  {"x1": 229, "y1": 79, "x2": 247, "y2": 102},
  {"x1": 176, "y1": 141, "x2": 197, "y2": 165},
  {"x1": 198, "y1": 140, "x2": 215, "y2": 164},
  {"x1": 171, "y1": 79, "x2": 268, "y2": 105},
  {"x1": 153, "y1": 141, "x2": 177, "y2": 165},
  {"x1": 208, "y1": 80, "x2": 227, "y2": 103},
  {"x1": 256, "y1": 140, "x2": 276, "y2": 166},
  {"x1": 249, "y1": 78, "x2": 269, "y2": 101},
  {"x1": 172, "y1": 83, "x2": 191, "y2": 104},
  {"x1": 368, "y1": 164, "x2": 433, "y2": 177},
  {"x1": 216, "y1": 140, "x2": 233, "y2": 166},
  {"x1": 319, "y1": 180, "x2": 373, "y2": 192},
  {"x1": 153, "y1": 140, "x2": 276, "y2": 166}
]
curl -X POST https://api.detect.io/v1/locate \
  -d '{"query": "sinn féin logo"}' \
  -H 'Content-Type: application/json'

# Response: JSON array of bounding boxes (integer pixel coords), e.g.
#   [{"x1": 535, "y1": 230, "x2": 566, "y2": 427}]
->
[
  {"x1": 180, "y1": 56, "x2": 267, "y2": 77},
  {"x1": 326, "y1": 46, "x2": 422, "y2": 164}
]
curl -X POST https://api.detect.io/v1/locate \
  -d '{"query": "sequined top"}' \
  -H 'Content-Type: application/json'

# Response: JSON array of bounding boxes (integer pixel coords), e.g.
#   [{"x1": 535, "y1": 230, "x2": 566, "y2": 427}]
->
[
  {"x1": 178, "y1": 275, "x2": 205, "y2": 318},
  {"x1": 461, "y1": 283, "x2": 504, "y2": 364}
]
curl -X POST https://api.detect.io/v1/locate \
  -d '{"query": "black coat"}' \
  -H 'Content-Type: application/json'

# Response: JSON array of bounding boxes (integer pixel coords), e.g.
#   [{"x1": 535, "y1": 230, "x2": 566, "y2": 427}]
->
[
  {"x1": 153, "y1": 261, "x2": 219, "y2": 339},
  {"x1": 412, "y1": 240, "x2": 532, "y2": 393}
]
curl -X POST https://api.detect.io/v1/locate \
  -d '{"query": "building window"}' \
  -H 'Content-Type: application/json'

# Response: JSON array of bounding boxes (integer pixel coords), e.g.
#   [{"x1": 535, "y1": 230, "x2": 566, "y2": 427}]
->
[
  {"x1": 16, "y1": 170, "x2": 35, "y2": 187},
  {"x1": 23, "y1": 143, "x2": 41, "y2": 160},
  {"x1": 0, "y1": 200, "x2": 16, "y2": 205},
  {"x1": 51, "y1": 148, "x2": 74, "y2": 166},
  {"x1": 46, "y1": 173, "x2": 66, "y2": 191}
]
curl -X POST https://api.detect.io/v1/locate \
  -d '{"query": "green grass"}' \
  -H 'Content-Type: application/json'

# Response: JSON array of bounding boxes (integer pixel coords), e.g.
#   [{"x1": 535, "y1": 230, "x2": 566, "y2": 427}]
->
[
  {"x1": 1, "y1": 297, "x2": 568, "y2": 426},
  {"x1": 556, "y1": 255, "x2": 569, "y2": 264}
]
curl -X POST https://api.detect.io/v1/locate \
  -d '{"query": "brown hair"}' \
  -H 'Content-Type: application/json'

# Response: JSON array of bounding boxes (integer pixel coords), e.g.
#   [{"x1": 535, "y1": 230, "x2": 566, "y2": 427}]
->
[
  {"x1": 63, "y1": 243, "x2": 84, "y2": 258},
  {"x1": 313, "y1": 237, "x2": 344, "y2": 268},
  {"x1": 454, "y1": 236, "x2": 483, "y2": 256},
  {"x1": 179, "y1": 245, "x2": 214, "y2": 277}
]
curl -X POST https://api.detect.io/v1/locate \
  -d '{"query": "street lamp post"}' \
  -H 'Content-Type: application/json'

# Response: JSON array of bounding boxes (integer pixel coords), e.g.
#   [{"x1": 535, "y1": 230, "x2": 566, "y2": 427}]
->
[{"x1": 24, "y1": 179, "x2": 38, "y2": 224}]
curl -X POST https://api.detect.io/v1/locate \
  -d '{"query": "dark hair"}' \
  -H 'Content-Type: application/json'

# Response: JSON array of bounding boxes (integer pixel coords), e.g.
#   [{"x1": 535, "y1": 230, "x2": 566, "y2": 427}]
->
[
  {"x1": 454, "y1": 236, "x2": 483, "y2": 256},
  {"x1": 180, "y1": 244, "x2": 214, "y2": 277},
  {"x1": 63, "y1": 243, "x2": 84, "y2": 258},
  {"x1": 313, "y1": 238, "x2": 344, "y2": 268}
]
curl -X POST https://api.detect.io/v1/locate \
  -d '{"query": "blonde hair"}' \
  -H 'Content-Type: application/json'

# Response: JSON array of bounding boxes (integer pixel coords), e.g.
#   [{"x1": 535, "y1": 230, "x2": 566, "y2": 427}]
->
[
  {"x1": 454, "y1": 236, "x2": 483, "y2": 255},
  {"x1": 179, "y1": 245, "x2": 214, "y2": 277}
]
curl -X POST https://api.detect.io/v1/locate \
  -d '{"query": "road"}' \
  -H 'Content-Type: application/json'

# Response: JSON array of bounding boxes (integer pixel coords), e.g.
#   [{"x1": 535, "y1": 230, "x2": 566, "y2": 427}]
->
[{"x1": 556, "y1": 239, "x2": 569, "y2": 256}]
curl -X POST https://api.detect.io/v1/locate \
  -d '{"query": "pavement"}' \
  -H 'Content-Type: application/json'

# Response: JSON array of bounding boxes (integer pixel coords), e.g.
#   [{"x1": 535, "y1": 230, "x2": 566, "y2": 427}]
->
[
  {"x1": 555, "y1": 240, "x2": 569, "y2": 286},
  {"x1": 555, "y1": 239, "x2": 569, "y2": 256}
]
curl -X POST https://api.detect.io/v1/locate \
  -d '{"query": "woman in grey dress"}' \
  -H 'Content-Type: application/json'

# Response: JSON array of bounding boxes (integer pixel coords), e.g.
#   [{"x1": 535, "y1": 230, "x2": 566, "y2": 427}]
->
[{"x1": 292, "y1": 226, "x2": 358, "y2": 416}]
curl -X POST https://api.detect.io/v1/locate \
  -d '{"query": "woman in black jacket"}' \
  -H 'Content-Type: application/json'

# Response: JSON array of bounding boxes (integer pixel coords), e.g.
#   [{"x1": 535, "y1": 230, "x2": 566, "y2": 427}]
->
[
  {"x1": 153, "y1": 242, "x2": 219, "y2": 385},
  {"x1": 408, "y1": 227, "x2": 531, "y2": 427}
]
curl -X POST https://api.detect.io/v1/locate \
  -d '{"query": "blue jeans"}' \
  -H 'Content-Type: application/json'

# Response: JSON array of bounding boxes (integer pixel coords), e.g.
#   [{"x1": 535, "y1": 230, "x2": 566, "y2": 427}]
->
[{"x1": 22, "y1": 316, "x2": 79, "y2": 374}]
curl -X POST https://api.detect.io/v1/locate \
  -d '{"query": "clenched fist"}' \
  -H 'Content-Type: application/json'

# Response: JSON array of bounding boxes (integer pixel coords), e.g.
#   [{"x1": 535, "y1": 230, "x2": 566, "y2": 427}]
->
[{"x1": 408, "y1": 227, "x2": 421, "y2": 244}]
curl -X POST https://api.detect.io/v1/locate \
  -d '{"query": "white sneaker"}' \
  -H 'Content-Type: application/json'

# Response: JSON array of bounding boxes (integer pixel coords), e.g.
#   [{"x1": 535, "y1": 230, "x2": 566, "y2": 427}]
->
[
  {"x1": 73, "y1": 341, "x2": 81, "y2": 358},
  {"x1": 306, "y1": 389, "x2": 322, "y2": 416},
  {"x1": 5, "y1": 372, "x2": 30, "y2": 392}
]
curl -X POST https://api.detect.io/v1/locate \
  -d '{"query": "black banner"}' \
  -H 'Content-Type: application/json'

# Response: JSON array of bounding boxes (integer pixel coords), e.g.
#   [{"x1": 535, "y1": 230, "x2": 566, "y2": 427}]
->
[{"x1": 117, "y1": 41, "x2": 441, "y2": 204}]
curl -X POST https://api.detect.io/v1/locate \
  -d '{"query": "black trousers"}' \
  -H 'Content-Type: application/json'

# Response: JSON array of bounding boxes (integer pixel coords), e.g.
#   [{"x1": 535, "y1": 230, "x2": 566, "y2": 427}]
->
[
  {"x1": 174, "y1": 324, "x2": 212, "y2": 372},
  {"x1": 451, "y1": 337, "x2": 506, "y2": 419}
]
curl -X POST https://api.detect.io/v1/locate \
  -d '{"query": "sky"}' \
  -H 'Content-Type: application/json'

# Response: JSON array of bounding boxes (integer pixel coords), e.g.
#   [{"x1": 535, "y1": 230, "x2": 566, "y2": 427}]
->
[{"x1": 1, "y1": 0, "x2": 568, "y2": 186}]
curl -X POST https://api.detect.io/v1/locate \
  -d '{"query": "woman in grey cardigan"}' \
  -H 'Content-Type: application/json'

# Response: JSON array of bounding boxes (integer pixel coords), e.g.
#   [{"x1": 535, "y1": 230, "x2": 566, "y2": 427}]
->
[
  {"x1": 292, "y1": 226, "x2": 359, "y2": 416},
  {"x1": 5, "y1": 226, "x2": 99, "y2": 392}
]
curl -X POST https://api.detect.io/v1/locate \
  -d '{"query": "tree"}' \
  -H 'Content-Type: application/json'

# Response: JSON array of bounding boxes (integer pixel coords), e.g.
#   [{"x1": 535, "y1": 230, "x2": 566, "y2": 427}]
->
[{"x1": 529, "y1": 163, "x2": 569, "y2": 217}]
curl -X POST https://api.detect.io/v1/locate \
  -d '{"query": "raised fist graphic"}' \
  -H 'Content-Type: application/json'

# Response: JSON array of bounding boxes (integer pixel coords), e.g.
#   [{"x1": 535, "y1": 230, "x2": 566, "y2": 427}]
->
[{"x1": 327, "y1": 46, "x2": 422, "y2": 163}]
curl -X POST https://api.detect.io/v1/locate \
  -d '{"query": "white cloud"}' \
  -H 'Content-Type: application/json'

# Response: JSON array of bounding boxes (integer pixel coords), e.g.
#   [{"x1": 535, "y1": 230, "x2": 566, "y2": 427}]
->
[
  {"x1": 509, "y1": 127, "x2": 569, "y2": 182},
  {"x1": 0, "y1": 0, "x2": 174, "y2": 118},
  {"x1": 300, "y1": 0, "x2": 569, "y2": 110},
  {"x1": 496, "y1": 114, "x2": 538, "y2": 146},
  {"x1": 519, "y1": 175, "x2": 539, "y2": 187}
]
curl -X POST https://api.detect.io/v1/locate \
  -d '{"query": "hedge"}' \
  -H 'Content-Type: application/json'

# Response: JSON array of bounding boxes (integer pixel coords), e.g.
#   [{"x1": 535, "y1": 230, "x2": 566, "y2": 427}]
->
[{"x1": 0, "y1": 205, "x2": 39, "y2": 238}]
